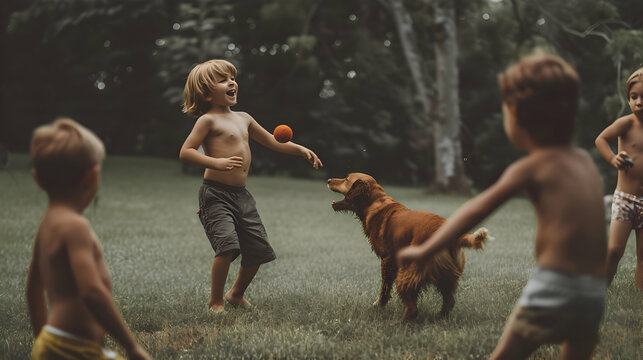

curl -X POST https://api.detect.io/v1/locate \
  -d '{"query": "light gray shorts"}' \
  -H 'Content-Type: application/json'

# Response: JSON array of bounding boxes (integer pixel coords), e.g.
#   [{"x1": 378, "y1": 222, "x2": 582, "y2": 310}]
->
[{"x1": 505, "y1": 266, "x2": 606, "y2": 343}]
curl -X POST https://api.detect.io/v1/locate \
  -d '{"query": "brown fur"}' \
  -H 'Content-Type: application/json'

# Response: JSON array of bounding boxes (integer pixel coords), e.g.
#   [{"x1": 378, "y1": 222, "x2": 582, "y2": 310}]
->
[{"x1": 328, "y1": 173, "x2": 487, "y2": 320}]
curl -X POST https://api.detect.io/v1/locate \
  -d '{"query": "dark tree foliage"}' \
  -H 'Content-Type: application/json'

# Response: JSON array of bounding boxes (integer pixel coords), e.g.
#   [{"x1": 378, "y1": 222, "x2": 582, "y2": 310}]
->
[{"x1": 2, "y1": 0, "x2": 642, "y2": 190}]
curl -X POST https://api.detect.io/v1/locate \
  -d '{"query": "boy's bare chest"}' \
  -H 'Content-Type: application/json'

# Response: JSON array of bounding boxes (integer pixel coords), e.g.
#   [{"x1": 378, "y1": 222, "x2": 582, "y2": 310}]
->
[
  {"x1": 208, "y1": 118, "x2": 249, "y2": 144},
  {"x1": 620, "y1": 125, "x2": 643, "y2": 156}
]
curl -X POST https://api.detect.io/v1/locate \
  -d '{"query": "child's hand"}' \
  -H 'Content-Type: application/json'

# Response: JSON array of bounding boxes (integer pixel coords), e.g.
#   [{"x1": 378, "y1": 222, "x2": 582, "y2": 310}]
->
[
  {"x1": 396, "y1": 245, "x2": 426, "y2": 264},
  {"x1": 213, "y1": 156, "x2": 244, "y2": 171},
  {"x1": 301, "y1": 147, "x2": 323, "y2": 170},
  {"x1": 611, "y1": 151, "x2": 632, "y2": 170}
]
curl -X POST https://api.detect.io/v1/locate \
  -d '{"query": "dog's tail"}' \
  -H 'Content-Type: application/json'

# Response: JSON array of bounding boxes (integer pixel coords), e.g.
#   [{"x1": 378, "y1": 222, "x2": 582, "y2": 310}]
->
[{"x1": 458, "y1": 227, "x2": 488, "y2": 249}]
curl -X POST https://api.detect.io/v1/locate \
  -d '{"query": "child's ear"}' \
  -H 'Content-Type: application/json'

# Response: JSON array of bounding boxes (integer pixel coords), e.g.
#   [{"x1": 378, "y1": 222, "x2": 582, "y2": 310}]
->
[
  {"x1": 32, "y1": 169, "x2": 45, "y2": 189},
  {"x1": 82, "y1": 164, "x2": 101, "y2": 187},
  {"x1": 503, "y1": 102, "x2": 518, "y2": 120}
]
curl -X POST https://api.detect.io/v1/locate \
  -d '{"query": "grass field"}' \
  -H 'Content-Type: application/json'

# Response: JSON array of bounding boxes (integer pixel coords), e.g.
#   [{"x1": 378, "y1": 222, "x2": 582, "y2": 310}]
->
[{"x1": 1, "y1": 154, "x2": 641, "y2": 359}]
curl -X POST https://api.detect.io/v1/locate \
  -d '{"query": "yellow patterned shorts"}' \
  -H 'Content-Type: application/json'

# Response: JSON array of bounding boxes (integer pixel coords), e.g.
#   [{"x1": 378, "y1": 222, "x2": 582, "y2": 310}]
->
[{"x1": 32, "y1": 326, "x2": 124, "y2": 360}]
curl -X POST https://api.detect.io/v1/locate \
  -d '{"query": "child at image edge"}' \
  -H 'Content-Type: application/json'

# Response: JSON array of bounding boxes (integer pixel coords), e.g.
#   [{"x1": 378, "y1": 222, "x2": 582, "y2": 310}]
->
[
  {"x1": 179, "y1": 59, "x2": 323, "y2": 312},
  {"x1": 27, "y1": 118, "x2": 150, "y2": 360},
  {"x1": 595, "y1": 67, "x2": 643, "y2": 290},
  {"x1": 398, "y1": 52, "x2": 607, "y2": 360}
]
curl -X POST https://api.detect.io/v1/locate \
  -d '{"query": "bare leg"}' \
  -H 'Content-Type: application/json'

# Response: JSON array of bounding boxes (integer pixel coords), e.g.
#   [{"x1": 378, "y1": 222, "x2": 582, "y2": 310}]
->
[
  {"x1": 208, "y1": 251, "x2": 234, "y2": 312},
  {"x1": 225, "y1": 264, "x2": 259, "y2": 308},
  {"x1": 490, "y1": 328, "x2": 539, "y2": 360},
  {"x1": 606, "y1": 220, "x2": 632, "y2": 286},
  {"x1": 635, "y1": 229, "x2": 643, "y2": 290},
  {"x1": 561, "y1": 338, "x2": 598, "y2": 360}
]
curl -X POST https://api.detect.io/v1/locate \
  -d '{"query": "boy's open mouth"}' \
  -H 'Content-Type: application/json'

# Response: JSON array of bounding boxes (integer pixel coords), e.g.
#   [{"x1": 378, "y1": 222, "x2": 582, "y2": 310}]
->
[{"x1": 226, "y1": 89, "x2": 236, "y2": 96}]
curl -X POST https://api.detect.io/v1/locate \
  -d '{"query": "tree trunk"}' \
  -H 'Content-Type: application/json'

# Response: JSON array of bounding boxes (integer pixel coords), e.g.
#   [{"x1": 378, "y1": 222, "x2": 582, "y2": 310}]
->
[
  {"x1": 387, "y1": 0, "x2": 432, "y2": 119},
  {"x1": 432, "y1": 0, "x2": 468, "y2": 193}
]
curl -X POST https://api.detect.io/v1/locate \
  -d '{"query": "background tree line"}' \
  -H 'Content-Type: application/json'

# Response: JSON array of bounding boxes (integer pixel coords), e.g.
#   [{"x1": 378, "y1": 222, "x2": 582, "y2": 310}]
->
[{"x1": 1, "y1": 0, "x2": 642, "y2": 192}]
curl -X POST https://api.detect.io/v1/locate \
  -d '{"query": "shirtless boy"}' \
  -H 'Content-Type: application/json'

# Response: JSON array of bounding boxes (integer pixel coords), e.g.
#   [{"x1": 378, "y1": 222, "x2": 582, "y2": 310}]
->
[
  {"x1": 179, "y1": 59, "x2": 323, "y2": 312},
  {"x1": 595, "y1": 67, "x2": 643, "y2": 289},
  {"x1": 398, "y1": 52, "x2": 607, "y2": 359},
  {"x1": 27, "y1": 118, "x2": 150, "y2": 359}
]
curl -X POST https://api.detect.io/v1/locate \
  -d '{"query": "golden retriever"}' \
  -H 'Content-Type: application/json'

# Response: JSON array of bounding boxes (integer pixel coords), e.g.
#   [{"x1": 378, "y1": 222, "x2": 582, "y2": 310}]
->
[{"x1": 328, "y1": 173, "x2": 487, "y2": 320}]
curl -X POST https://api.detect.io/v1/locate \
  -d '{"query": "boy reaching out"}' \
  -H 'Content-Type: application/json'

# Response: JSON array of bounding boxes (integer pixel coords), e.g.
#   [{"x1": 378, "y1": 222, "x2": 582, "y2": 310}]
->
[
  {"x1": 179, "y1": 59, "x2": 322, "y2": 312},
  {"x1": 398, "y1": 52, "x2": 607, "y2": 359},
  {"x1": 27, "y1": 118, "x2": 150, "y2": 360},
  {"x1": 595, "y1": 67, "x2": 643, "y2": 289}
]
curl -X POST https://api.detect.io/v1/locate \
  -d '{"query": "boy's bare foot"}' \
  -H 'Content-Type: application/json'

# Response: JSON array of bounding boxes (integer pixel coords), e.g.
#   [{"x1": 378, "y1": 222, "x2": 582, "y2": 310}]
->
[
  {"x1": 225, "y1": 290, "x2": 251, "y2": 308},
  {"x1": 208, "y1": 299, "x2": 225, "y2": 313},
  {"x1": 209, "y1": 304, "x2": 225, "y2": 313}
]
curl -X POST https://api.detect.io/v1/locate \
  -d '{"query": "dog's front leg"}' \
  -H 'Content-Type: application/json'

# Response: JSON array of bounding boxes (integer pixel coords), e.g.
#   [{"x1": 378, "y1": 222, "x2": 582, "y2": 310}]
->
[{"x1": 373, "y1": 257, "x2": 397, "y2": 307}]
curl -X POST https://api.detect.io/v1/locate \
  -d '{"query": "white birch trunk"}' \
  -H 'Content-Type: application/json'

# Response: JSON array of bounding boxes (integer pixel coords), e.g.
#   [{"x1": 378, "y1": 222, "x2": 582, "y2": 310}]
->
[
  {"x1": 432, "y1": 0, "x2": 467, "y2": 192},
  {"x1": 388, "y1": 0, "x2": 432, "y2": 118}
]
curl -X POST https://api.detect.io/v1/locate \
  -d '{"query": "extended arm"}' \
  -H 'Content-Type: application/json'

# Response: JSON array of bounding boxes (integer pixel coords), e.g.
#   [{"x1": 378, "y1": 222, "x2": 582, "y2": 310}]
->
[
  {"x1": 26, "y1": 243, "x2": 47, "y2": 337},
  {"x1": 595, "y1": 117, "x2": 631, "y2": 169},
  {"x1": 248, "y1": 116, "x2": 322, "y2": 169},
  {"x1": 66, "y1": 220, "x2": 149, "y2": 359},
  {"x1": 397, "y1": 159, "x2": 530, "y2": 263},
  {"x1": 179, "y1": 117, "x2": 243, "y2": 171}
]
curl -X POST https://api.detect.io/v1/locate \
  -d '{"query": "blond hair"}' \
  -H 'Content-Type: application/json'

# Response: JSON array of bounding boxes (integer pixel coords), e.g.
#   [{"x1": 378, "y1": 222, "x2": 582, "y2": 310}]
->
[
  {"x1": 182, "y1": 59, "x2": 237, "y2": 117},
  {"x1": 499, "y1": 51, "x2": 580, "y2": 146},
  {"x1": 626, "y1": 67, "x2": 643, "y2": 96},
  {"x1": 30, "y1": 118, "x2": 105, "y2": 194}
]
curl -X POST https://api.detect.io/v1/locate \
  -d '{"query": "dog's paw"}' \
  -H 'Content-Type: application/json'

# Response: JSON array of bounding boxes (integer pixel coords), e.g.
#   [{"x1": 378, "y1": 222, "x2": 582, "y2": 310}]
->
[{"x1": 372, "y1": 299, "x2": 387, "y2": 307}]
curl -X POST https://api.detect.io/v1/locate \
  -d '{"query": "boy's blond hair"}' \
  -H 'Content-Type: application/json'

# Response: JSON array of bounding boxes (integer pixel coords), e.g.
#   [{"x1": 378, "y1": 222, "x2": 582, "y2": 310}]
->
[
  {"x1": 182, "y1": 59, "x2": 237, "y2": 117},
  {"x1": 499, "y1": 51, "x2": 580, "y2": 146},
  {"x1": 30, "y1": 118, "x2": 105, "y2": 194},
  {"x1": 626, "y1": 67, "x2": 643, "y2": 96}
]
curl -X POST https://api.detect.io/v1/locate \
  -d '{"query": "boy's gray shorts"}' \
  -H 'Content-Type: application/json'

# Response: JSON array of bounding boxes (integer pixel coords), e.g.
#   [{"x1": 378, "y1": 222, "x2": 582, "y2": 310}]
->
[{"x1": 198, "y1": 179, "x2": 276, "y2": 266}]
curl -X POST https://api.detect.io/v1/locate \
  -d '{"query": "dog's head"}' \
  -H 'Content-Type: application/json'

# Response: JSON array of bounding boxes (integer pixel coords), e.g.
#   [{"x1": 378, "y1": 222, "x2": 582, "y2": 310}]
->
[{"x1": 327, "y1": 173, "x2": 382, "y2": 213}]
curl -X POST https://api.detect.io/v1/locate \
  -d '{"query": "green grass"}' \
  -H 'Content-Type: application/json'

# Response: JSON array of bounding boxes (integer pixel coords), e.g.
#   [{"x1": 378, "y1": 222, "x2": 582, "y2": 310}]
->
[{"x1": 1, "y1": 154, "x2": 641, "y2": 359}]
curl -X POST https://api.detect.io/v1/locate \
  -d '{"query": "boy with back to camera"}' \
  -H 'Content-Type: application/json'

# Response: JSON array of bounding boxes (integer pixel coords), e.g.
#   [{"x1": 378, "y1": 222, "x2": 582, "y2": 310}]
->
[
  {"x1": 27, "y1": 118, "x2": 150, "y2": 360},
  {"x1": 595, "y1": 67, "x2": 643, "y2": 289},
  {"x1": 179, "y1": 59, "x2": 323, "y2": 313},
  {"x1": 397, "y1": 52, "x2": 607, "y2": 359}
]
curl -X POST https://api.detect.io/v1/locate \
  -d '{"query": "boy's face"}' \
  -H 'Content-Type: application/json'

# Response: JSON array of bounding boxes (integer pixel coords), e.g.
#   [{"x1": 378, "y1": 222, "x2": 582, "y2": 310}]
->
[
  {"x1": 206, "y1": 74, "x2": 238, "y2": 108},
  {"x1": 502, "y1": 102, "x2": 530, "y2": 151},
  {"x1": 629, "y1": 81, "x2": 643, "y2": 118}
]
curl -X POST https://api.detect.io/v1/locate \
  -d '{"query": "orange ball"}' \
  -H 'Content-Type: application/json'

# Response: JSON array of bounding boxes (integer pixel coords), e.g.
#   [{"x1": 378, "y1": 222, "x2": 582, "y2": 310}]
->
[{"x1": 273, "y1": 125, "x2": 293, "y2": 143}]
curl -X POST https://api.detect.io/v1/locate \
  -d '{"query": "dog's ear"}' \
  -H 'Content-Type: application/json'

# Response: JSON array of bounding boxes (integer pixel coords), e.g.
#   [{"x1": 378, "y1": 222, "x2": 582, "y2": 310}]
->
[{"x1": 346, "y1": 179, "x2": 371, "y2": 205}]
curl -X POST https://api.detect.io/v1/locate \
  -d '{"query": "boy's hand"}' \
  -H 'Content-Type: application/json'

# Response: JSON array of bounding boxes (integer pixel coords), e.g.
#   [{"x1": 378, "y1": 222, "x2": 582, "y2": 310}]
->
[
  {"x1": 212, "y1": 156, "x2": 244, "y2": 171},
  {"x1": 127, "y1": 344, "x2": 151, "y2": 360},
  {"x1": 611, "y1": 151, "x2": 632, "y2": 170},
  {"x1": 301, "y1": 148, "x2": 323, "y2": 170},
  {"x1": 396, "y1": 245, "x2": 426, "y2": 264}
]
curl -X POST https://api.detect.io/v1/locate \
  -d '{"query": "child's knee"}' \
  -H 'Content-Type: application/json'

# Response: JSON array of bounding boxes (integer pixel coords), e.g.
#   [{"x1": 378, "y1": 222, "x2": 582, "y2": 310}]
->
[
  {"x1": 608, "y1": 246, "x2": 626, "y2": 261},
  {"x1": 636, "y1": 244, "x2": 643, "y2": 261}
]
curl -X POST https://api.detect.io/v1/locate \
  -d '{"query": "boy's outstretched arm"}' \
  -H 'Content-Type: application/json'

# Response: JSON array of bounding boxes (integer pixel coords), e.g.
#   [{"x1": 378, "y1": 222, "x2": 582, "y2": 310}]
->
[
  {"x1": 248, "y1": 116, "x2": 323, "y2": 169},
  {"x1": 595, "y1": 117, "x2": 632, "y2": 169},
  {"x1": 66, "y1": 219, "x2": 150, "y2": 360},
  {"x1": 26, "y1": 242, "x2": 47, "y2": 337},
  {"x1": 397, "y1": 159, "x2": 530, "y2": 264},
  {"x1": 179, "y1": 116, "x2": 244, "y2": 171}
]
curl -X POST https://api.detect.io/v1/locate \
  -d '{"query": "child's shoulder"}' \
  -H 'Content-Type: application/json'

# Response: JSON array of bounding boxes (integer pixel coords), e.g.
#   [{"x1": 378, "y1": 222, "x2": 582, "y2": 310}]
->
[
  {"x1": 233, "y1": 110, "x2": 253, "y2": 121},
  {"x1": 53, "y1": 210, "x2": 94, "y2": 244},
  {"x1": 37, "y1": 208, "x2": 94, "y2": 249},
  {"x1": 612, "y1": 113, "x2": 638, "y2": 130},
  {"x1": 510, "y1": 147, "x2": 588, "y2": 173}
]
